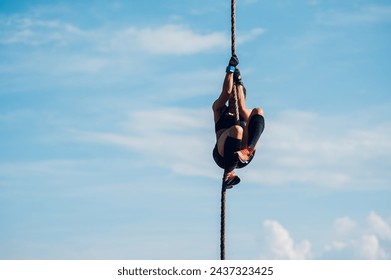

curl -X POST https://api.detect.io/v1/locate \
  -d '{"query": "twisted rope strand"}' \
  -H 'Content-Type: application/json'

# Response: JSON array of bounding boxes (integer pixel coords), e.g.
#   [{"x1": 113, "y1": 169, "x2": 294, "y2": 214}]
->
[
  {"x1": 231, "y1": 0, "x2": 240, "y2": 123},
  {"x1": 231, "y1": 0, "x2": 236, "y2": 56},
  {"x1": 220, "y1": 0, "x2": 239, "y2": 261},
  {"x1": 220, "y1": 186, "x2": 226, "y2": 260}
]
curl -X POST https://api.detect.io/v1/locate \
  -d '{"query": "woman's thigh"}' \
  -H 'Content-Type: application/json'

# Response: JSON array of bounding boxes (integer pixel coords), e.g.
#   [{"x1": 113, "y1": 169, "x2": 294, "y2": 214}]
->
[
  {"x1": 216, "y1": 125, "x2": 243, "y2": 156},
  {"x1": 216, "y1": 129, "x2": 230, "y2": 157}
]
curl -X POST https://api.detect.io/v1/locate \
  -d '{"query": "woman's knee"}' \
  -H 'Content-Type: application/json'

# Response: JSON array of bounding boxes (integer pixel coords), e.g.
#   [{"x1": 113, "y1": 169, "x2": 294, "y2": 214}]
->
[{"x1": 251, "y1": 107, "x2": 264, "y2": 117}]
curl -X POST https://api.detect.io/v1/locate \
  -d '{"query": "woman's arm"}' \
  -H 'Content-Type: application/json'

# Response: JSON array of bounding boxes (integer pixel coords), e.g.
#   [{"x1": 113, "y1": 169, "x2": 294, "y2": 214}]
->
[
  {"x1": 236, "y1": 84, "x2": 251, "y2": 121},
  {"x1": 212, "y1": 55, "x2": 239, "y2": 122},
  {"x1": 212, "y1": 72, "x2": 233, "y2": 122},
  {"x1": 213, "y1": 73, "x2": 233, "y2": 109}
]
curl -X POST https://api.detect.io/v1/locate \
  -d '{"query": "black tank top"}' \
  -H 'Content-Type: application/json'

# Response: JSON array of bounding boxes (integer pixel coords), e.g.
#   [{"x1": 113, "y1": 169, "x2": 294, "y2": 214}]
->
[{"x1": 215, "y1": 106, "x2": 246, "y2": 132}]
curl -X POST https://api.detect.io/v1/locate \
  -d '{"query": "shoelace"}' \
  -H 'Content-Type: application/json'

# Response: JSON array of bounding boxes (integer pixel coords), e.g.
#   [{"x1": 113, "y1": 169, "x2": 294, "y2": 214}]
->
[
  {"x1": 240, "y1": 147, "x2": 253, "y2": 156},
  {"x1": 247, "y1": 146, "x2": 254, "y2": 155}
]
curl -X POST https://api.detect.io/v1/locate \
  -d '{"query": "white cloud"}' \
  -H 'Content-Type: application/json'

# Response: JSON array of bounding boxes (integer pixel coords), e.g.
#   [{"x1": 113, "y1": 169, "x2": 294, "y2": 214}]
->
[
  {"x1": 359, "y1": 234, "x2": 387, "y2": 260},
  {"x1": 260, "y1": 213, "x2": 391, "y2": 260},
  {"x1": 71, "y1": 107, "x2": 218, "y2": 179},
  {"x1": 323, "y1": 212, "x2": 391, "y2": 259},
  {"x1": 245, "y1": 109, "x2": 391, "y2": 189},
  {"x1": 0, "y1": 14, "x2": 228, "y2": 55},
  {"x1": 1, "y1": 10, "x2": 266, "y2": 55},
  {"x1": 68, "y1": 106, "x2": 391, "y2": 190},
  {"x1": 324, "y1": 241, "x2": 348, "y2": 252},
  {"x1": 0, "y1": 15, "x2": 86, "y2": 46},
  {"x1": 237, "y1": 28, "x2": 266, "y2": 45},
  {"x1": 368, "y1": 212, "x2": 391, "y2": 241},
  {"x1": 109, "y1": 25, "x2": 227, "y2": 55},
  {"x1": 0, "y1": 14, "x2": 233, "y2": 91},
  {"x1": 262, "y1": 220, "x2": 311, "y2": 259},
  {"x1": 334, "y1": 217, "x2": 356, "y2": 235}
]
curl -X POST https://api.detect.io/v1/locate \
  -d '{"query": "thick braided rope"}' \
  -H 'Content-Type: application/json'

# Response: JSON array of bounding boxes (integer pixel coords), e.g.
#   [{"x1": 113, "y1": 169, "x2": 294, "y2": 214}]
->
[
  {"x1": 231, "y1": 0, "x2": 240, "y2": 123},
  {"x1": 231, "y1": 0, "x2": 236, "y2": 56},
  {"x1": 220, "y1": 186, "x2": 226, "y2": 260},
  {"x1": 220, "y1": 0, "x2": 238, "y2": 261}
]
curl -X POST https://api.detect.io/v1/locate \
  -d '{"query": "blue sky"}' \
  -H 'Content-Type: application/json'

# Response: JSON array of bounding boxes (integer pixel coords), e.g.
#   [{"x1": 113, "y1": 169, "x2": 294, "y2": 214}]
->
[{"x1": 1, "y1": 0, "x2": 391, "y2": 260}]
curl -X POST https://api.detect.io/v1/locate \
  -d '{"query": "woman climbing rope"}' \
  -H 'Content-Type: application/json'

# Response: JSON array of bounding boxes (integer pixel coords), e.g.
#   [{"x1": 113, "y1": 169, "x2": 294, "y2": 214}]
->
[{"x1": 212, "y1": 55, "x2": 265, "y2": 189}]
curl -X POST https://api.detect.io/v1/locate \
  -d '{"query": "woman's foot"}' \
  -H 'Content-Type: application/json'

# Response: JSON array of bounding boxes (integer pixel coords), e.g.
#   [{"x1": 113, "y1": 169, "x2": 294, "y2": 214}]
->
[
  {"x1": 222, "y1": 171, "x2": 241, "y2": 189},
  {"x1": 235, "y1": 146, "x2": 254, "y2": 163}
]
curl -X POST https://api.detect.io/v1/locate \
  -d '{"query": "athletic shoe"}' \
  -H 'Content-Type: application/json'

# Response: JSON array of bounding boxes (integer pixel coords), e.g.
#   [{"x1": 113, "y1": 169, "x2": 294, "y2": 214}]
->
[
  {"x1": 222, "y1": 172, "x2": 241, "y2": 189},
  {"x1": 235, "y1": 146, "x2": 254, "y2": 164}
]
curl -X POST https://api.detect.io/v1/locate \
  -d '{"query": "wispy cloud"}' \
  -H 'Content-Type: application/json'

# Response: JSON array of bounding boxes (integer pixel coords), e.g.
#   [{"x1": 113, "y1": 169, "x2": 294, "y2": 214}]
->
[
  {"x1": 237, "y1": 28, "x2": 266, "y2": 45},
  {"x1": 333, "y1": 217, "x2": 356, "y2": 235},
  {"x1": 0, "y1": 110, "x2": 34, "y2": 122},
  {"x1": 0, "y1": 15, "x2": 86, "y2": 46},
  {"x1": 67, "y1": 106, "x2": 391, "y2": 190},
  {"x1": 1, "y1": 0, "x2": 390, "y2": 261},
  {"x1": 70, "y1": 107, "x2": 217, "y2": 178},
  {"x1": 107, "y1": 25, "x2": 227, "y2": 55},
  {"x1": 317, "y1": 5, "x2": 391, "y2": 26},
  {"x1": 0, "y1": 13, "x2": 228, "y2": 55},
  {"x1": 246, "y1": 109, "x2": 391, "y2": 189}
]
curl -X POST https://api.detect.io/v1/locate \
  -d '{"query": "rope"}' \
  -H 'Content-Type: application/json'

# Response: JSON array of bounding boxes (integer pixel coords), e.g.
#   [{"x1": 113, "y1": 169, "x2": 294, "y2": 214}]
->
[
  {"x1": 231, "y1": 0, "x2": 240, "y2": 123},
  {"x1": 220, "y1": 185, "x2": 226, "y2": 260},
  {"x1": 232, "y1": 84, "x2": 240, "y2": 123},
  {"x1": 231, "y1": 0, "x2": 236, "y2": 56},
  {"x1": 220, "y1": 0, "x2": 238, "y2": 261}
]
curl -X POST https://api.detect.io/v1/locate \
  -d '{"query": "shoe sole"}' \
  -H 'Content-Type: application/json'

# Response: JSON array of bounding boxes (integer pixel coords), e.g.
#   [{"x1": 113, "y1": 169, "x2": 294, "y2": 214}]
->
[{"x1": 223, "y1": 176, "x2": 241, "y2": 189}]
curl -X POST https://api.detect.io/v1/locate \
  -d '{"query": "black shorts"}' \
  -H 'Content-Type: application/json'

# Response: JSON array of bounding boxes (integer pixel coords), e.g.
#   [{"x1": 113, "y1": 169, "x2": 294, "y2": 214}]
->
[{"x1": 212, "y1": 144, "x2": 255, "y2": 169}]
